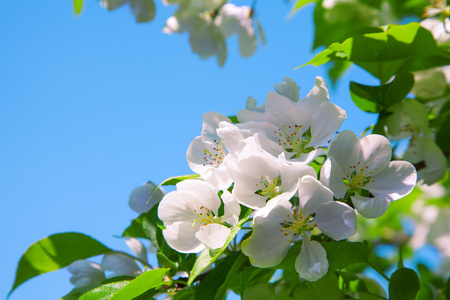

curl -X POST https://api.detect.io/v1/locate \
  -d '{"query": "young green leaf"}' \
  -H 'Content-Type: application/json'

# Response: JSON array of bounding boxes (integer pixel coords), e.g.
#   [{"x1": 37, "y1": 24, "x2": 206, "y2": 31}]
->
[
  {"x1": 321, "y1": 241, "x2": 371, "y2": 271},
  {"x1": 130, "y1": 0, "x2": 156, "y2": 23},
  {"x1": 74, "y1": 0, "x2": 83, "y2": 14},
  {"x1": 388, "y1": 268, "x2": 420, "y2": 300},
  {"x1": 79, "y1": 281, "x2": 129, "y2": 300},
  {"x1": 10, "y1": 232, "x2": 111, "y2": 295}
]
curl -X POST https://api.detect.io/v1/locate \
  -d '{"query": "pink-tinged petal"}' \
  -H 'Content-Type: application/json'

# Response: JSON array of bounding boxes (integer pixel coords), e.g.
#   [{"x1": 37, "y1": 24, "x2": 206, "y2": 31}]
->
[
  {"x1": 101, "y1": 254, "x2": 141, "y2": 278},
  {"x1": 358, "y1": 134, "x2": 392, "y2": 173},
  {"x1": 315, "y1": 202, "x2": 357, "y2": 240},
  {"x1": 128, "y1": 182, "x2": 165, "y2": 214},
  {"x1": 201, "y1": 111, "x2": 231, "y2": 141},
  {"x1": 163, "y1": 222, "x2": 205, "y2": 253},
  {"x1": 195, "y1": 224, "x2": 231, "y2": 250},
  {"x1": 242, "y1": 198, "x2": 294, "y2": 267},
  {"x1": 298, "y1": 176, "x2": 333, "y2": 217},
  {"x1": 296, "y1": 238, "x2": 328, "y2": 281},
  {"x1": 308, "y1": 102, "x2": 346, "y2": 148},
  {"x1": 366, "y1": 161, "x2": 417, "y2": 200},
  {"x1": 320, "y1": 157, "x2": 348, "y2": 199},
  {"x1": 351, "y1": 194, "x2": 390, "y2": 218},
  {"x1": 327, "y1": 130, "x2": 361, "y2": 172}
]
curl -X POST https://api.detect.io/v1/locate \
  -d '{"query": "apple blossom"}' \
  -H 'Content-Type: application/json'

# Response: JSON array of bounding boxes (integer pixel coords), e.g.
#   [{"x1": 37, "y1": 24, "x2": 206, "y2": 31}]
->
[
  {"x1": 158, "y1": 179, "x2": 240, "y2": 253},
  {"x1": 241, "y1": 176, "x2": 356, "y2": 281},
  {"x1": 321, "y1": 130, "x2": 417, "y2": 218},
  {"x1": 67, "y1": 260, "x2": 105, "y2": 288},
  {"x1": 128, "y1": 181, "x2": 165, "y2": 214}
]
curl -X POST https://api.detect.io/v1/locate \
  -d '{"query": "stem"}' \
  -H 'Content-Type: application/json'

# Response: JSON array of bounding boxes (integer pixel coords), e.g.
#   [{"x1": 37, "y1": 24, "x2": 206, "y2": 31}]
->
[
  {"x1": 367, "y1": 260, "x2": 390, "y2": 282},
  {"x1": 109, "y1": 250, "x2": 154, "y2": 269},
  {"x1": 241, "y1": 227, "x2": 253, "y2": 230}
]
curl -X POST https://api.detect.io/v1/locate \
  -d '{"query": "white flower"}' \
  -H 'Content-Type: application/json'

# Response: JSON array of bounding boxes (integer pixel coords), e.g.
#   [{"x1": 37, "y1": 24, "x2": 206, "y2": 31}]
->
[
  {"x1": 321, "y1": 130, "x2": 417, "y2": 218},
  {"x1": 421, "y1": 18, "x2": 450, "y2": 45},
  {"x1": 225, "y1": 142, "x2": 316, "y2": 209},
  {"x1": 67, "y1": 260, "x2": 105, "y2": 288},
  {"x1": 215, "y1": 4, "x2": 256, "y2": 57},
  {"x1": 128, "y1": 181, "x2": 165, "y2": 214},
  {"x1": 261, "y1": 77, "x2": 346, "y2": 163},
  {"x1": 241, "y1": 176, "x2": 356, "y2": 281},
  {"x1": 158, "y1": 179, "x2": 240, "y2": 253},
  {"x1": 186, "y1": 112, "x2": 232, "y2": 189}
]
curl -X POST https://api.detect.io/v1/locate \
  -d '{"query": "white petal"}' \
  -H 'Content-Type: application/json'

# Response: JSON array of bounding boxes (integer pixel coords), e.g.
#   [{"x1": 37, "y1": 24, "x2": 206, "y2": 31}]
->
[
  {"x1": 366, "y1": 161, "x2": 417, "y2": 200},
  {"x1": 315, "y1": 201, "x2": 357, "y2": 240},
  {"x1": 68, "y1": 260, "x2": 105, "y2": 287},
  {"x1": 241, "y1": 198, "x2": 294, "y2": 267},
  {"x1": 195, "y1": 224, "x2": 231, "y2": 249},
  {"x1": 265, "y1": 91, "x2": 310, "y2": 129},
  {"x1": 351, "y1": 194, "x2": 390, "y2": 218},
  {"x1": 308, "y1": 102, "x2": 346, "y2": 148},
  {"x1": 201, "y1": 111, "x2": 231, "y2": 141},
  {"x1": 358, "y1": 134, "x2": 392, "y2": 174},
  {"x1": 238, "y1": 25, "x2": 257, "y2": 57},
  {"x1": 163, "y1": 222, "x2": 205, "y2": 253},
  {"x1": 280, "y1": 162, "x2": 317, "y2": 193},
  {"x1": 290, "y1": 148, "x2": 325, "y2": 164},
  {"x1": 125, "y1": 237, "x2": 148, "y2": 265},
  {"x1": 128, "y1": 182, "x2": 164, "y2": 214},
  {"x1": 186, "y1": 136, "x2": 226, "y2": 175},
  {"x1": 221, "y1": 190, "x2": 240, "y2": 226},
  {"x1": 274, "y1": 77, "x2": 300, "y2": 103},
  {"x1": 296, "y1": 238, "x2": 328, "y2": 281},
  {"x1": 298, "y1": 175, "x2": 333, "y2": 217},
  {"x1": 101, "y1": 253, "x2": 141, "y2": 278},
  {"x1": 320, "y1": 157, "x2": 348, "y2": 199},
  {"x1": 327, "y1": 131, "x2": 361, "y2": 173}
]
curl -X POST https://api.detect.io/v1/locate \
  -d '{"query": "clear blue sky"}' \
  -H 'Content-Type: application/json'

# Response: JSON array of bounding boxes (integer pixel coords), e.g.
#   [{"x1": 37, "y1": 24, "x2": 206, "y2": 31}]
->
[{"x1": 1, "y1": 1, "x2": 378, "y2": 299}]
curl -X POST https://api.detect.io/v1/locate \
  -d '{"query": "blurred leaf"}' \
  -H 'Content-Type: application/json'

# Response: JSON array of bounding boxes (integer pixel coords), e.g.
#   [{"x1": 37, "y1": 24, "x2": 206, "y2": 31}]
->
[
  {"x1": 306, "y1": 272, "x2": 342, "y2": 300},
  {"x1": 239, "y1": 266, "x2": 276, "y2": 296},
  {"x1": 109, "y1": 268, "x2": 168, "y2": 300},
  {"x1": 10, "y1": 233, "x2": 111, "y2": 295},
  {"x1": 123, "y1": 203, "x2": 160, "y2": 249},
  {"x1": 321, "y1": 241, "x2": 371, "y2": 271},
  {"x1": 103, "y1": 0, "x2": 128, "y2": 11},
  {"x1": 328, "y1": 61, "x2": 352, "y2": 85},
  {"x1": 79, "y1": 281, "x2": 129, "y2": 300},
  {"x1": 300, "y1": 23, "x2": 450, "y2": 83},
  {"x1": 350, "y1": 72, "x2": 414, "y2": 113},
  {"x1": 445, "y1": 276, "x2": 450, "y2": 300},
  {"x1": 74, "y1": 0, "x2": 83, "y2": 14},
  {"x1": 187, "y1": 226, "x2": 242, "y2": 286},
  {"x1": 255, "y1": 19, "x2": 266, "y2": 46},
  {"x1": 130, "y1": 0, "x2": 155, "y2": 23},
  {"x1": 388, "y1": 268, "x2": 420, "y2": 300},
  {"x1": 195, "y1": 252, "x2": 246, "y2": 300},
  {"x1": 243, "y1": 283, "x2": 275, "y2": 300}
]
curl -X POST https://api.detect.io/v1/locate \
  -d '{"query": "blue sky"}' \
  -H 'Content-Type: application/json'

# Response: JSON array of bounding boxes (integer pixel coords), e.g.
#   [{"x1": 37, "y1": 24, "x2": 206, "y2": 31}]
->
[{"x1": 1, "y1": 1, "x2": 378, "y2": 299}]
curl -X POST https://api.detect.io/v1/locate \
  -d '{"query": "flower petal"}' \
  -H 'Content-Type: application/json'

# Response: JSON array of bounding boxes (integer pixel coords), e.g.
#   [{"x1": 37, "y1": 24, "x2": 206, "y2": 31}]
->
[
  {"x1": 320, "y1": 157, "x2": 348, "y2": 199},
  {"x1": 308, "y1": 102, "x2": 346, "y2": 148},
  {"x1": 296, "y1": 238, "x2": 328, "y2": 281},
  {"x1": 125, "y1": 237, "x2": 148, "y2": 265},
  {"x1": 163, "y1": 221, "x2": 205, "y2": 253},
  {"x1": 128, "y1": 182, "x2": 165, "y2": 214},
  {"x1": 241, "y1": 198, "x2": 294, "y2": 267},
  {"x1": 366, "y1": 161, "x2": 417, "y2": 200},
  {"x1": 358, "y1": 134, "x2": 392, "y2": 174},
  {"x1": 315, "y1": 201, "x2": 357, "y2": 240},
  {"x1": 274, "y1": 77, "x2": 300, "y2": 103},
  {"x1": 298, "y1": 175, "x2": 333, "y2": 217},
  {"x1": 195, "y1": 223, "x2": 231, "y2": 250},
  {"x1": 327, "y1": 130, "x2": 361, "y2": 174},
  {"x1": 351, "y1": 194, "x2": 390, "y2": 218},
  {"x1": 101, "y1": 253, "x2": 141, "y2": 278}
]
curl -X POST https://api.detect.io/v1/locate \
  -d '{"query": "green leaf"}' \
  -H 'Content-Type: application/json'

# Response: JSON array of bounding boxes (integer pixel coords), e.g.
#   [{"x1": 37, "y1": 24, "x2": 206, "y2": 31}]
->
[
  {"x1": 122, "y1": 203, "x2": 160, "y2": 249},
  {"x1": 109, "y1": 268, "x2": 169, "y2": 300},
  {"x1": 321, "y1": 241, "x2": 371, "y2": 271},
  {"x1": 239, "y1": 267, "x2": 276, "y2": 296},
  {"x1": 79, "y1": 281, "x2": 129, "y2": 300},
  {"x1": 187, "y1": 226, "x2": 241, "y2": 286},
  {"x1": 122, "y1": 214, "x2": 148, "y2": 239},
  {"x1": 10, "y1": 232, "x2": 111, "y2": 295},
  {"x1": 445, "y1": 276, "x2": 450, "y2": 300},
  {"x1": 74, "y1": 0, "x2": 83, "y2": 14},
  {"x1": 349, "y1": 71, "x2": 414, "y2": 113},
  {"x1": 306, "y1": 272, "x2": 342, "y2": 300},
  {"x1": 195, "y1": 252, "x2": 246, "y2": 300},
  {"x1": 130, "y1": 0, "x2": 155, "y2": 23},
  {"x1": 299, "y1": 23, "x2": 450, "y2": 83},
  {"x1": 160, "y1": 174, "x2": 200, "y2": 186},
  {"x1": 388, "y1": 268, "x2": 420, "y2": 300}
]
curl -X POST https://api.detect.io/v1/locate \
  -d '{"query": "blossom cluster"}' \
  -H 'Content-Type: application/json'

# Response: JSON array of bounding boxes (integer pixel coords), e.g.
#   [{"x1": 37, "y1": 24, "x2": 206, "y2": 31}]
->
[{"x1": 157, "y1": 77, "x2": 418, "y2": 281}]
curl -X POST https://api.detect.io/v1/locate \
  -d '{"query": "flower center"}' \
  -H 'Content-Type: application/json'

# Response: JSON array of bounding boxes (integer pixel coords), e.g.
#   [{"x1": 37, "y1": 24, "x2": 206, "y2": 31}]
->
[
  {"x1": 343, "y1": 162, "x2": 375, "y2": 191},
  {"x1": 279, "y1": 209, "x2": 317, "y2": 241},
  {"x1": 202, "y1": 139, "x2": 225, "y2": 168},
  {"x1": 192, "y1": 205, "x2": 221, "y2": 229},
  {"x1": 255, "y1": 175, "x2": 281, "y2": 199},
  {"x1": 274, "y1": 124, "x2": 311, "y2": 156}
]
